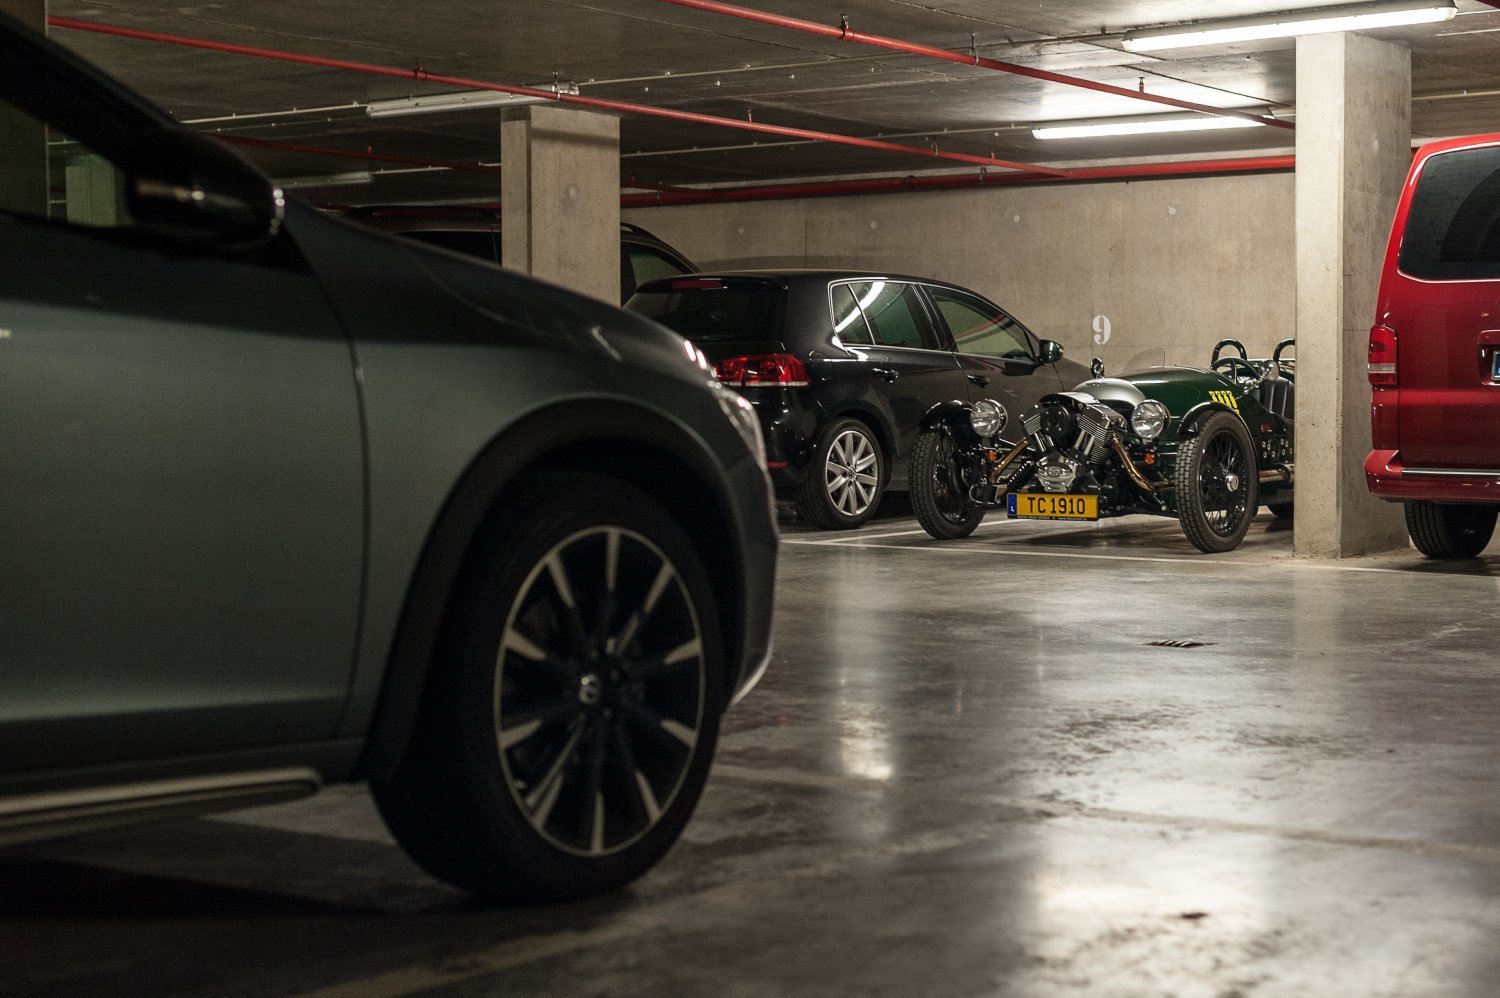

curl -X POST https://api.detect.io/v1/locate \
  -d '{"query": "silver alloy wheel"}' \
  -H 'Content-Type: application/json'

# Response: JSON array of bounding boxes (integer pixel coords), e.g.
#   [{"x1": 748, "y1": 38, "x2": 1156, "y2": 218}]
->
[
  {"x1": 494, "y1": 525, "x2": 706, "y2": 857},
  {"x1": 825, "y1": 427, "x2": 879, "y2": 517}
]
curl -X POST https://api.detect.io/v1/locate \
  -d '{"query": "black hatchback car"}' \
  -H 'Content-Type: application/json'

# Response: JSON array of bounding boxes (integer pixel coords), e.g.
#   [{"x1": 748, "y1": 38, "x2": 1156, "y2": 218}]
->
[
  {"x1": 344, "y1": 205, "x2": 698, "y2": 303},
  {"x1": 628, "y1": 271, "x2": 1086, "y2": 528}
]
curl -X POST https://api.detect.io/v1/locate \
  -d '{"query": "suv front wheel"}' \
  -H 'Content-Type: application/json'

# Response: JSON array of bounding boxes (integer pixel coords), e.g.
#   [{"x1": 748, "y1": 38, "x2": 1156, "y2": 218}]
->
[{"x1": 373, "y1": 472, "x2": 722, "y2": 901}]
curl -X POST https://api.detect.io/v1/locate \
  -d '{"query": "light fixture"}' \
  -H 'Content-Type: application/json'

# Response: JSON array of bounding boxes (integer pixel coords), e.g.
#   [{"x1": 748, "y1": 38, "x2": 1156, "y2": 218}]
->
[
  {"x1": 365, "y1": 83, "x2": 580, "y2": 119},
  {"x1": 1032, "y1": 113, "x2": 1265, "y2": 140},
  {"x1": 278, "y1": 170, "x2": 373, "y2": 189},
  {"x1": 1122, "y1": 0, "x2": 1456, "y2": 52}
]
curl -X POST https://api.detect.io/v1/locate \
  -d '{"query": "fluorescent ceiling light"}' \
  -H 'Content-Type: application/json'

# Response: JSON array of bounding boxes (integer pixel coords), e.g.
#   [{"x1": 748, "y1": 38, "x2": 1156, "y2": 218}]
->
[
  {"x1": 1032, "y1": 114, "x2": 1265, "y2": 140},
  {"x1": 1122, "y1": 0, "x2": 1456, "y2": 52},
  {"x1": 279, "y1": 170, "x2": 373, "y2": 188},
  {"x1": 366, "y1": 83, "x2": 580, "y2": 119}
]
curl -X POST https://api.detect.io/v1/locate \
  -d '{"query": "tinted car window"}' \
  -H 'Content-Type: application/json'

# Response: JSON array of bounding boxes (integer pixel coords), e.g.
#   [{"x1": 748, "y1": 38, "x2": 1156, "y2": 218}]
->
[
  {"x1": 629, "y1": 285, "x2": 786, "y2": 344},
  {"x1": 0, "y1": 98, "x2": 132, "y2": 228},
  {"x1": 831, "y1": 284, "x2": 874, "y2": 345},
  {"x1": 1399, "y1": 145, "x2": 1500, "y2": 281},
  {"x1": 400, "y1": 228, "x2": 499, "y2": 262},
  {"x1": 928, "y1": 287, "x2": 1034, "y2": 360},
  {"x1": 849, "y1": 281, "x2": 937, "y2": 350},
  {"x1": 628, "y1": 245, "x2": 691, "y2": 286}
]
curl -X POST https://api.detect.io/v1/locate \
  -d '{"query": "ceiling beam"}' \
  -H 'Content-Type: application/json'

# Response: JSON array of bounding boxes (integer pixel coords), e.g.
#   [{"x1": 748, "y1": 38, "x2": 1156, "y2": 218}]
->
[
  {"x1": 47, "y1": 16, "x2": 1070, "y2": 177},
  {"x1": 655, "y1": 0, "x2": 1294, "y2": 131}
]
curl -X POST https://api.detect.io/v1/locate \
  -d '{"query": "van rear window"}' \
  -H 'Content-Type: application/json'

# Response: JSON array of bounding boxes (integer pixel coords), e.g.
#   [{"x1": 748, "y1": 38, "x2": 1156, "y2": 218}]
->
[
  {"x1": 628, "y1": 287, "x2": 785, "y2": 344},
  {"x1": 1400, "y1": 146, "x2": 1500, "y2": 281}
]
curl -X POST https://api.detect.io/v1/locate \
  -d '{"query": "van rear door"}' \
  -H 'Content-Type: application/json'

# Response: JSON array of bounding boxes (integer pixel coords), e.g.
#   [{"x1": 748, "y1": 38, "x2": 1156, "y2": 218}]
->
[{"x1": 1385, "y1": 138, "x2": 1500, "y2": 468}]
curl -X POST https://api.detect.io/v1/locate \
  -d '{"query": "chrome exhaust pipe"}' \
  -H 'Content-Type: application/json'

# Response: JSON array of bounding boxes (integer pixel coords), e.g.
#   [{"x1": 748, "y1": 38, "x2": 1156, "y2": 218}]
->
[{"x1": 1258, "y1": 463, "x2": 1294, "y2": 485}]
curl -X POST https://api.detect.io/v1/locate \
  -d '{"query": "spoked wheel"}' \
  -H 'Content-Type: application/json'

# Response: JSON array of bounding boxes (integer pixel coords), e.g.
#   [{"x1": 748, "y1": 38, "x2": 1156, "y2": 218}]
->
[
  {"x1": 1404, "y1": 501, "x2": 1497, "y2": 559},
  {"x1": 373, "y1": 473, "x2": 722, "y2": 901},
  {"x1": 794, "y1": 417, "x2": 885, "y2": 529},
  {"x1": 910, "y1": 428, "x2": 984, "y2": 539},
  {"x1": 1175, "y1": 411, "x2": 1258, "y2": 553}
]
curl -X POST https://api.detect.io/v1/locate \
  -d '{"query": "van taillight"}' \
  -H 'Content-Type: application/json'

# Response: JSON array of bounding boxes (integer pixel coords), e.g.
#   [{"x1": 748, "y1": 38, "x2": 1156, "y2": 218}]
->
[
  {"x1": 714, "y1": 353, "x2": 809, "y2": 388},
  {"x1": 1368, "y1": 324, "x2": 1398, "y2": 388}
]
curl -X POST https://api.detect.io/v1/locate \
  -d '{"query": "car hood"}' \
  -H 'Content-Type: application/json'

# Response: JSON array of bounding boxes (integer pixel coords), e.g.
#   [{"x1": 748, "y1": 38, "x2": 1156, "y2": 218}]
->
[
  {"x1": 1097, "y1": 365, "x2": 1234, "y2": 415},
  {"x1": 288, "y1": 201, "x2": 712, "y2": 385},
  {"x1": 413, "y1": 239, "x2": 707, "y2": 375}
]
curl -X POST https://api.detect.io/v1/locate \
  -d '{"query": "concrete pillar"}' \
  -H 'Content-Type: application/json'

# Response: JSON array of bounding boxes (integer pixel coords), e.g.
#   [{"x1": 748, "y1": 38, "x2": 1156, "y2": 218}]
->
[
  {"x1": 0, "y1": 0, "x2": 47, "y2": 218},
  {"x1": 500, "y1": 104, "x2": 620, "y2": 303},
  {"x1": 1293, "y1": 32, "x2": 1410, "y2": 558}
]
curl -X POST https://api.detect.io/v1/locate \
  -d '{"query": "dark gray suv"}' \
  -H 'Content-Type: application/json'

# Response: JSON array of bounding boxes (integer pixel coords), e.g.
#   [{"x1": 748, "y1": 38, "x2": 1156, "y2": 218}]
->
[{"x1": 0, "y1": 12, "x2": 776, "y2": 902}]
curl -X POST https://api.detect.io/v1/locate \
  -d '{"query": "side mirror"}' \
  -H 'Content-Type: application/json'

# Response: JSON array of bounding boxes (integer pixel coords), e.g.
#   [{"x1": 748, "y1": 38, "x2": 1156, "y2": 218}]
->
[
  {"x1": 1037, "y1": 339, "x2": 1064, "y2": 365},
  {"x1": 128, "y1": 128, "x2": 283, "y2": 247}
]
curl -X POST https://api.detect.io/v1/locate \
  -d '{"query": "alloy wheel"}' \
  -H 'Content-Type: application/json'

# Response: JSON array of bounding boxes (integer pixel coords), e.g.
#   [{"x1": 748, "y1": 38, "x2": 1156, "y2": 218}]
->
[
  {"x1": 825, "y1": 428, "x2": 879, "y2": 517},
  {"x1": 495, "y1": 525, "x2": 705, "y2": 857}
]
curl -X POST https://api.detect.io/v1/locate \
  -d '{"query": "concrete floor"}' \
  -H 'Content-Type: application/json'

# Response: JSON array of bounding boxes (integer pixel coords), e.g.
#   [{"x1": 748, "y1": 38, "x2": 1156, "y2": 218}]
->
[{"x1": 7, "y1": 505, "x2": 1500, "y2": 996}]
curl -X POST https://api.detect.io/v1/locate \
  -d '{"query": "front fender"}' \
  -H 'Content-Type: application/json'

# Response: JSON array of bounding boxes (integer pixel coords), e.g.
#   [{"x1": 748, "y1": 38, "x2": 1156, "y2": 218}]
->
[
  {"x1": 1178, "y1": 400, "x2": 1242, "y2": 438},
  {"x1": 920, "y1": 398, "x2": 972, "y2": 432},
  {"x1": 920, "y1": 398, "x2": 989, "y2": 450}
]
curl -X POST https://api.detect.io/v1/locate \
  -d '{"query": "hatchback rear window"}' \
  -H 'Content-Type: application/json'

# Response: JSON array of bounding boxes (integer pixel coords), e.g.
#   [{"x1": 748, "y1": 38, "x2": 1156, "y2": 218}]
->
[
  {"x1": 399, "y1": 229, "x2": 500, "y2": 263},
  {"x1": 628, "y1": 285, "x2": 785, "y2": 344},
  {"x1": 1399, "y1": 145, "x2": 1500, "y2": 281}
]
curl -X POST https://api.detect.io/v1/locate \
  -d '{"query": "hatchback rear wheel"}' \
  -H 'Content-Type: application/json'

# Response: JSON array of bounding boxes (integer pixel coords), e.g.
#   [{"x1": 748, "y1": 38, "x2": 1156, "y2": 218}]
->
[
  {"x1": 1404, "y1": 501, "x2": 1497, "y2": 559},
  {"x1": 794, "y1": 417, "x2": 885, "y2": 529}
]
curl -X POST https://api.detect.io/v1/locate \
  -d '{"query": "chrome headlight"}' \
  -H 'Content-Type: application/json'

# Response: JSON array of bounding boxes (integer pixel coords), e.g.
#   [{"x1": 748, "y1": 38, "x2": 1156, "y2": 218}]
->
[
  {"x1": 1129, "y1": 399, "x2": 1170, "y2": 442},
  {"x1": 969, "y1": 398, "x2": 1009, "y2": 439}
]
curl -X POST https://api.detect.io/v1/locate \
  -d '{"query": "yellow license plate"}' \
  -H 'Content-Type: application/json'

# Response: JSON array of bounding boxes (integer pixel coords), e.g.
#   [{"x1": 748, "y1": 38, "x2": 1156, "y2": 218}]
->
[{"x1": 1008, "y1": 492, "x2": 1099, "y2": 521}]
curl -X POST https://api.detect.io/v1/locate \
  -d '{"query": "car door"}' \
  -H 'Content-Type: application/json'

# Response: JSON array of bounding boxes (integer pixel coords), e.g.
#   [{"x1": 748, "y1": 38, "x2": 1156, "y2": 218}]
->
[
  {"x1": 927, "y1": 284, "x2": 1064, "y2": 421},
  {"x1": 0, "y1": 58, "x2": 364, "y2": 772},
  {"x1": 845, "y1": 279, "x2": 967, "y2": 469}
]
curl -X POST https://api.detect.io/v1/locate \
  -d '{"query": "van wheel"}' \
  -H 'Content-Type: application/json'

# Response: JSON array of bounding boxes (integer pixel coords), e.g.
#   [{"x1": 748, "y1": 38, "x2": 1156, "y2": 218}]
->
[
  {"x1": 793, "y1": 418, "x2": 884, "y2": 529},
  {"x1": 372, "y1": 472, "x2": 722, "y2": 901},
  {"x1": 1404, "y1": 501, "x2": 1497, "y2": 559}
]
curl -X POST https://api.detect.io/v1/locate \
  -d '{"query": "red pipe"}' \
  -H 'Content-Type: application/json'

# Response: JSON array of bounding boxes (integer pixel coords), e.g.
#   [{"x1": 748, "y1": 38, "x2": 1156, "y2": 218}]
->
[
  {"x1": 657, "y1": 0, "x2": 1293, "y2": 131},
  {"x1": 47, "y1": 16, "x2": 1067, "y2": 177},
  {"x1": 620, "y1": 155, "x2": 1295, "y2": 207},
  {"x1": 218, "y1": 135, "x2": 499, "y2": 174}
]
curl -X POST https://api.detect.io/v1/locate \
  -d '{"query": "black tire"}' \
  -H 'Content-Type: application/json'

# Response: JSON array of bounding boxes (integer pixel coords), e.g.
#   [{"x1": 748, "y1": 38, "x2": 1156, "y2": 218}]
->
[
  {"x1": 1268, "y1": 502, "x2": 1294, "y2": 519},
  {"x1": 1174, "y1": 410, "x2": 1258, "y2": 553},
  {"x1": 910, "y1": 428, "x2": 984, "y2": 539},
  {"x1": 372, "y1": 472, "x2": 723, "y2": 901},
  {"x1": 1404, "y1": 501, "x2": 1498, "y2": 559},
  {"x1": 793, "y1": 417, "x2": 885, "y2": 529}
]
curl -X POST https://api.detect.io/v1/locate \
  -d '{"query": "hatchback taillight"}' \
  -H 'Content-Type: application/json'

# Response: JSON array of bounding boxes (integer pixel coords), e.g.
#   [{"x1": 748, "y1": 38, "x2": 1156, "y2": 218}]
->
[
  {"x1": 1368, "y1": 324, "x2": 1398, "y2": 388},
  {"x1": 714, "y1": 352, "x2": 809, "y2": 388}
]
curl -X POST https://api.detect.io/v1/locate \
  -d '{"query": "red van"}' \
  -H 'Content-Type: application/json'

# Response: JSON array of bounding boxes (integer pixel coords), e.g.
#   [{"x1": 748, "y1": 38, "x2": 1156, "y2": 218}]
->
[{"x1": 1366, "y1": 132, "x2": 1500, "y2": 558}]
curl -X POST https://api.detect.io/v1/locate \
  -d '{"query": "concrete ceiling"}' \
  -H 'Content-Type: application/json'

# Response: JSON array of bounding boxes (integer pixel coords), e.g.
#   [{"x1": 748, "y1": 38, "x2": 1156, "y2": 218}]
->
[{"x1": 44, "y1": 0, "x2": 1500, "y2": 204}]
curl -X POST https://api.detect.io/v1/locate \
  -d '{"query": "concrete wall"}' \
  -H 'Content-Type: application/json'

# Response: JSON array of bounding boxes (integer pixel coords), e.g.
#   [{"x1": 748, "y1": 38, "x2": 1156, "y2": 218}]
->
[{"x1": 625, "y1": 171, "x2": 1295, "y2": 375}]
